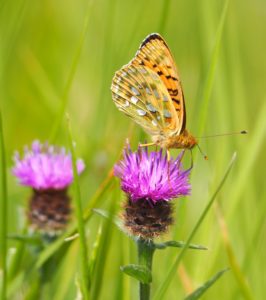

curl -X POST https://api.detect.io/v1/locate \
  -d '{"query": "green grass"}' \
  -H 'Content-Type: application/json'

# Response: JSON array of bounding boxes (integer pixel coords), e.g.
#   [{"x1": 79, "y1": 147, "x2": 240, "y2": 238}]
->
[{"x1": 1, "y1": 0, "x2": 266, "y2": 299}]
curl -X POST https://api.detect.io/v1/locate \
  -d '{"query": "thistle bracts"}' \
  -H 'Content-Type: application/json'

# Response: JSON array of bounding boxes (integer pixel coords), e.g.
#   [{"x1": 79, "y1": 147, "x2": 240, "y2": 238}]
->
[
  {"x1": 29, "y1": 188, "x2": 71, "y2": 234},
  {"x1": 123, "y1": 197, "x2": 174, "y2": 239}
]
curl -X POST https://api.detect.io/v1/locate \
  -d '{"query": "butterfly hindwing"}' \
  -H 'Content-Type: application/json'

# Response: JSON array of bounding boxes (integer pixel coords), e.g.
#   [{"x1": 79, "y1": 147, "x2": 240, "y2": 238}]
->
[
  {"x1": 131, "y1": 33, "x2": 186, "y2": 134},
  {"x1": 111, "y1": 64, "x2": 180, "y2": 137}
]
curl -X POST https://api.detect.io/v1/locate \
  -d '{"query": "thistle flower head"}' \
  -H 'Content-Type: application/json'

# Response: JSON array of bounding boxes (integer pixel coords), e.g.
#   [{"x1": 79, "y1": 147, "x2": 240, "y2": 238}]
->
[
  {"x1": 114, "y1": 145, "x2": 191, "y2": 239},
  {"x1": 12, "y1": 140, "x2": 85, "y2": 190},
  {"x1": 114, "y1": 146, "x2": 191, "y2": 203}
]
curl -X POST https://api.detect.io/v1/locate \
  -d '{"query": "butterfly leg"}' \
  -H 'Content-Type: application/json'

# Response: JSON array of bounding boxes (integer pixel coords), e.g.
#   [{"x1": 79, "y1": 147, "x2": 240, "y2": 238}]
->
[
  {"x1": 139, "y1": 142, "x2": 156, "y2": 148},
  {"x1": 176, "y1": 150, "x2": 185, "y2": 170},
  {"x1": 189, "y1": 149, "x2": 194, "y2": 169},
  {"x1": 167, "y1": 149, "x2": 173, "y2": 190}
]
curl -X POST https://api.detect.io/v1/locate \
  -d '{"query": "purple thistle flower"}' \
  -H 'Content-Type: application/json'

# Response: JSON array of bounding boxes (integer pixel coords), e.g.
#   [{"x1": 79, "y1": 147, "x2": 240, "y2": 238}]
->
[
  {"x1": 12, "y1": 140, "x2": 85, "y2": 190},
  {"x1": 114, "y1": 146, "x2": 191, "y2": 203}
]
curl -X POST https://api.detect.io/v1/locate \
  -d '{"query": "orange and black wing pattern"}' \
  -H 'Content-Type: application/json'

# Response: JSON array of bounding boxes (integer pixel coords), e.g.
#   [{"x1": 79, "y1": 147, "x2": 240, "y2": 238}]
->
[{"x1": 131, "y1": 33, "x2": 186, "y2": 134}]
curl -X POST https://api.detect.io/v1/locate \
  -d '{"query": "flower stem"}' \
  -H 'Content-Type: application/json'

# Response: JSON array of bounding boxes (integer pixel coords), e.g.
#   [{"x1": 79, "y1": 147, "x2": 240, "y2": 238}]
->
[{"x1": 137, "y1": 239, "x2": 155, "y2": 300}]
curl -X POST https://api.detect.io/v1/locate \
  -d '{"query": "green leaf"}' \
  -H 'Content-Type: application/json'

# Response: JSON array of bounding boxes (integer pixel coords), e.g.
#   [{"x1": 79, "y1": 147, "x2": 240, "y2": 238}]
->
[
  {"x1": 185, "y1": 268, "x2": 229, "y2": 300},
  {"x1": 154, "y1": 241, "x2": 207, "y2": 251},
  {"x1": 120, "y1": 264, "x2": 152, "y2": 284},
  {"x1": 7, "y1": 234, "x2": 42, "y2": 246}
]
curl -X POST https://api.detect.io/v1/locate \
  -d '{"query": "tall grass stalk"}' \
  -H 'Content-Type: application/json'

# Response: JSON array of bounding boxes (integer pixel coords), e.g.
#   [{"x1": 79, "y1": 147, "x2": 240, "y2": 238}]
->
[
  {"x1": 0, "y1": 110, "x2": 8, "y2": 300},
  {"x1": 67, "y1": 117, "x2": 90, "y2": 299},
  {"x1": 50, "y1": 1, "x2": 93, "y2": 141},
  {"x1": 154, "y1": 153, "x2": 237, "y2": 300},
  {"x1": 197, "y1": 0, "x2": 229, "y2": 137}
]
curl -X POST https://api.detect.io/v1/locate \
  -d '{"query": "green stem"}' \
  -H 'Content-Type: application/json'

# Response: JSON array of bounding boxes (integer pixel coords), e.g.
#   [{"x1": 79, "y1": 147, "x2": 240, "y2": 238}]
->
[
  {"x1": 137, "y1": 239, "x2": 154, "y2": 300},
  {"x1": 0, "y1": 110, "x2": 8, "y2": 300},
  {"x1": 49, "y1": 0, "x2": 93, "y2": 142},
  {"x1": 67, "y1": 119, "x2": 90, "y2": 299}
]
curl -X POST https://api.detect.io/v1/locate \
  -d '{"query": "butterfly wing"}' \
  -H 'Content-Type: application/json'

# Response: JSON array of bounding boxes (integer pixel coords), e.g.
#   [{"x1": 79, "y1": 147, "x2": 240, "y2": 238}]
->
[
  {"x1": 131, "y1": 33, "x2": 186, "y2": 134},
  {"x1": 111, "y1": 64, "x2": 177, "y2": 138}
]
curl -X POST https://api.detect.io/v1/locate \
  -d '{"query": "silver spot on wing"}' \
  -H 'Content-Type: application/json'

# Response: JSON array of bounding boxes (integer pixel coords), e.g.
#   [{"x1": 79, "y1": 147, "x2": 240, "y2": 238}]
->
[
  {"x1": 131, "y1": 86, "x2": 140, "y2": 96},
  {"x1": 137, "y1": 109, "x2": 146, "y2": 116},
  {"x1": 151, "y1": 73, "x2": 158, "y2": 80},
  {"x1": 145, "y1": 87, "x2": 152, "y2": 95},
  {"x1": 123, "y1": 100, "x2": 130, "y2": 107},
  {"x1": 113, "y1": 85, "x2": 119, "y2": 93},
  {"x1": 163, "y1": 109, "x2": 171, "y2": 118},
  {"x1": 146, "y1": 103, "x2": 157, "y2": 112},
  {"x1": 131, "y1": 96, "x2": 138, "y2": 104},
  {"x1": 152, "y1": 120, "x2": 158, "y2": 127},
  {"x1": 153, "y1": 89, "x2": 160, "y2": 99},
  {"x1": 139, "y1": 68, "x2": 147, "y2": 74},
  {"x1": 163, "y1": 94, "x2": 168, "y2": 102}
]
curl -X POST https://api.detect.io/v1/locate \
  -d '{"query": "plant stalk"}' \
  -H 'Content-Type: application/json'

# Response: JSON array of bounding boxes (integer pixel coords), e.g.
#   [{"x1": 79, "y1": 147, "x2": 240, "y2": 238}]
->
[{"x1": 137, "y1": 239, "x2": 154, "y2": 300}]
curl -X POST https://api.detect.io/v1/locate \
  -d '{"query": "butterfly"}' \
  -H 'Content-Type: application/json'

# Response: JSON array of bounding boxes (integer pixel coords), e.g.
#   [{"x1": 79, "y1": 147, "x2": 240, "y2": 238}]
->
[{"x1": 111, "y1": 33, "x2": 198, "y2": 158}]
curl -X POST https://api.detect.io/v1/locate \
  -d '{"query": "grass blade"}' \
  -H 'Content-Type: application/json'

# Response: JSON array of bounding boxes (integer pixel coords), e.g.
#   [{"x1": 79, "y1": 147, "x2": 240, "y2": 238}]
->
[
  {"x1": 157, "y1": 0, "x2": 171, "y2": 34},
  {"x1": 227, "y1": 100, "x2": 266, "y2": 218},
  {"x1": 197, "y1": 0, "x2": 229, "y2": 137},
  {"x1": 90, "y1": 193, "x2": 117, "y2": 300},
  {"x1": 216, "y1": 204, "x2": 254, "y2": 300},
  {"x1": 66, "y1": 117, "x2": 90, "y2": 299},
  {"x1": 153, "y1": 152, "x2": 237, "y2": 300},
  {"x1": 185, "y1": 268, "x2": 229, "y2": 300},
  {"x1": 49, "y1": 0, "x2": 93, "y2": 141},
  {"x1": 0, "y1": 109, "x2": 8, "y2": 300}
]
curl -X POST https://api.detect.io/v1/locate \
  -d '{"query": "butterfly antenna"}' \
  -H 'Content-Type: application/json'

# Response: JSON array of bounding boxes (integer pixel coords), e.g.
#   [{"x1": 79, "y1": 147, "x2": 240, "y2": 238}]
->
[
  {"x1": 197, "y1": 144, "x2": 208, "y2": 160},
  {"x1": 196, "y1": 130, "x2": 248, "y2": 139}
]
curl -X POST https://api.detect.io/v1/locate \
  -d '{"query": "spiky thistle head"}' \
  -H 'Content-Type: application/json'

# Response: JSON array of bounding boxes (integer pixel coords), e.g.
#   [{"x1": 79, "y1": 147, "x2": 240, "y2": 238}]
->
[
  {"x1": 114, "y1": 145, "x2": 191, "y2": 239},
  {"x1": 12, "y1": 140, "x2": 85, "y2": 234}
]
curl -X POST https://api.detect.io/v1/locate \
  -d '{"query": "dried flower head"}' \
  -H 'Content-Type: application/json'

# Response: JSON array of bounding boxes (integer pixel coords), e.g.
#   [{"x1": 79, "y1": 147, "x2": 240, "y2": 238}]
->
[
  {"x1": 114, "y1": 145, "x2": 191, "y2": 239},
  {"x1": 13, "y1": 140, "x2": 85, "y2": 190}
]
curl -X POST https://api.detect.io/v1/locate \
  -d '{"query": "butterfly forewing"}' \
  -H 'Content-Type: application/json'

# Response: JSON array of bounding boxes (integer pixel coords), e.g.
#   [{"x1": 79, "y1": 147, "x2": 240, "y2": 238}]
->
[
  {"x1": 131, "y1": 33, "x2": 186, "y2": 134},
  {"x1": 111, "y1": 64, "x2": 180, "y2": 137}
]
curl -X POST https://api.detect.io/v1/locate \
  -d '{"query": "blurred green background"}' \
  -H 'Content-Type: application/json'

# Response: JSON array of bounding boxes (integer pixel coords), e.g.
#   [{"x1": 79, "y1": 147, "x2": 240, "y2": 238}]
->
[{"x1": 1, "y1": 0, "x2": 266, "y2": 299}]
